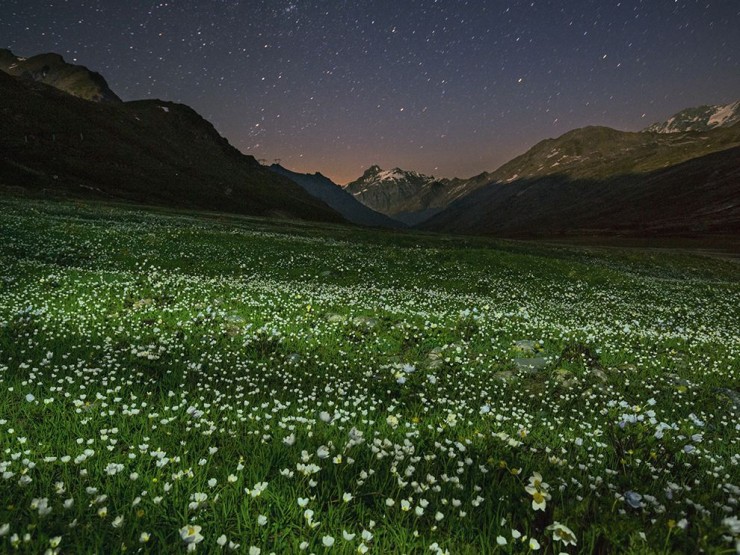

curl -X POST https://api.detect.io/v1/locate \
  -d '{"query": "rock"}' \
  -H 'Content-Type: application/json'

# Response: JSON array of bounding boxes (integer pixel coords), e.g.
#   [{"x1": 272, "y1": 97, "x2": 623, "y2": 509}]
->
[
  {"x1": 427, "y1": 347, "x2": 444, "y2": 369},
  {"x1": 513, "y1": 357, "x2": 549, "y2": 373},
  {"x1": 714, "y1": 388, "x2": 740, "y2": 408},
  {"x1": 554, "y1": 368, "x2": 577, "y2": 388},
  {"x1": 494, "y1": 370, "x2": 515, "y2": 382},
  {"x1": 513, "y1": 340, "x2": 539, "y2": 355},
  {"x1": 287, "y1": 353, "x2": 301, "y2": 364},
  {"x1": 133, "y1": 298, "x2": 153, "y2": 309},
  {"x1": 590, "y1": 368, "x2": 608, "y2": 382},
  {"x1": 352, "y1": 316, "x2": 378, "y2": 328},
  {"x1": 326, "y1": 313, "x2": 346, "y2": 323}
]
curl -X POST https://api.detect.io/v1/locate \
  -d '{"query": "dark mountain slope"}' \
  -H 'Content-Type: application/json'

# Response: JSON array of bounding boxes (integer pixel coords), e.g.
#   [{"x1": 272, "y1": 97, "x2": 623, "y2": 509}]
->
[
  {"x1": 0, "y1": 48, "x2": 121, "y2": 103},
  {"x1": 269, "y1": 165, "x2": 403, "y2": 228},
  {"x1": 0, "y1": 70, "x2": 343, "y2": 223},
  {"x1": 422, "y1": 144, "x2": 740, "y2": 237}
]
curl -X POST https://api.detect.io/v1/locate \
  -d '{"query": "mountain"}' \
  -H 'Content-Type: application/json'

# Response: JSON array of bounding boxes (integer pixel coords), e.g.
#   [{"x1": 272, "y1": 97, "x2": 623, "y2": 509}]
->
[
  {"x1": 0, "y1": 48, "x2": 121, "y2": 103},
  {"x1": 347, "y1": 101, "x2": 740, "y2": 230},
  {"x1": 269, "y1": 164, "x2": 403, "y2": 228},
  {"x1": 0, "y1": 55, "x2": 344, "y2": 223},
  {"x1": 645, "y1": 101, "x2": 740, "y2": 134},
  {"x1": 422, "y1": 122, "x2": 740, "y2": 237},
  {"x1": 343, "y1": 165, "x2": 451, "y2": 225}
]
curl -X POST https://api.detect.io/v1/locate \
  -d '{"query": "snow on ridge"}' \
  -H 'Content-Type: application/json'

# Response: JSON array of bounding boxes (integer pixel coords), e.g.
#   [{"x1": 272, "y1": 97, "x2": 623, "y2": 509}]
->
[
  {"x1": 377, "y1": 169, "x2": 406, "y2": 182},
  {"x1": 708, "y1": 101, "x2": 740, "y2": 126}
]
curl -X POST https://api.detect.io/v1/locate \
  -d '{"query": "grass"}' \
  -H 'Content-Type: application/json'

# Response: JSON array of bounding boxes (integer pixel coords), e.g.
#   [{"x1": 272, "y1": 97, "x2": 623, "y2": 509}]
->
[{"x1": 0, "y1": 198, "x2": 738, "y2": 554}]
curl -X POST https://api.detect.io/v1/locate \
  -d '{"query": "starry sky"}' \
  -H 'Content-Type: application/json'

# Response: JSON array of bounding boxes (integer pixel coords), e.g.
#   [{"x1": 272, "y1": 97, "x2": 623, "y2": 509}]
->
[{"x1": 3, "y1": 1, "x2": 739, "y2": 183}]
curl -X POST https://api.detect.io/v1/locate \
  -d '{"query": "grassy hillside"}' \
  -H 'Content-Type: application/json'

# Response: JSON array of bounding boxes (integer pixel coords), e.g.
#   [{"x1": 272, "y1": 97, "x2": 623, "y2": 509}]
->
[
  {"x1": 423, "y1": 145, "x2": 740, "y2": 237},
  {"x1": 0, "y1": 72, "x2": 343, "y2": 223},
  {"x1": 0, "y1": 198, "x2": 738, "y2": 553},
  {"x1": 484, "y1": 124, "x2": 740, "y2": 184},
  {"x1": 423, "y1": 124, "x2": 740, "y2": 237}
]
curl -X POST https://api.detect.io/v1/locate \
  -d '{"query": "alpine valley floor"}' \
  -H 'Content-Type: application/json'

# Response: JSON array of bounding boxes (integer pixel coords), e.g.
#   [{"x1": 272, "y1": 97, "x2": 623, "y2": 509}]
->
[{"x1": 0, "y1": 198, "x2": 738, "y2": 554}]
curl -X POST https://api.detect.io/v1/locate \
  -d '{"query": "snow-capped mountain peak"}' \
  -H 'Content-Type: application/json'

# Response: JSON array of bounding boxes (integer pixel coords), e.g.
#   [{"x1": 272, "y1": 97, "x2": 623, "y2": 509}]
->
[{"x1": 644, "y1": 100, "x2": 740, "y2": 134}]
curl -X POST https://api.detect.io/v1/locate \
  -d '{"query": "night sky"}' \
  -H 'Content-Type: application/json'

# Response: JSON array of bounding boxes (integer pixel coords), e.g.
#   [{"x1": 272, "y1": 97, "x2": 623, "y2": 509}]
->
[{"x1": 3, "y1": 1, "x2": 739, "y2": 183}]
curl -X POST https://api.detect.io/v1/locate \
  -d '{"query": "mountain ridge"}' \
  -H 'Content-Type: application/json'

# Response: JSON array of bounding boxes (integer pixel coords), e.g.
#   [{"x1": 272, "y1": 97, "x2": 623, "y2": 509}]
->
[
  {"x1": 0, "y1": 59, "x2": 344, "y2": 223},
  {"x1": 644, "y1": 101, "x2": 740, "y2": 134},
  {"x1": 269, "y1": 164, "x2": 403, "y2": 228},
  {"x1": 0, "y1": 48, "x2": 121, "y2": 103},
  {"x1": 343, "y1": 165, "x2": 451, "y2": 225},
  {"x1": 421, "y1": 122, "x2": 740, "y2": 237}
]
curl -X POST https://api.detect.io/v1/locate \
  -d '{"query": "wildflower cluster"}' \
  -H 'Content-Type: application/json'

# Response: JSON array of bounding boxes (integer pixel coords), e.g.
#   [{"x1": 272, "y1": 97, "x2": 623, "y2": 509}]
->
[{"x1": 0, "y1": 199, "x2": 737, "y2": 553}]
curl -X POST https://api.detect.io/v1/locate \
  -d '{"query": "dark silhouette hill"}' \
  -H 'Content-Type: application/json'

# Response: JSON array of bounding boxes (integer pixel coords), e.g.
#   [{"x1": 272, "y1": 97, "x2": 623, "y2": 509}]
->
[{"x1": 0, "y1": 59, "x2": 343, "y2": 223}]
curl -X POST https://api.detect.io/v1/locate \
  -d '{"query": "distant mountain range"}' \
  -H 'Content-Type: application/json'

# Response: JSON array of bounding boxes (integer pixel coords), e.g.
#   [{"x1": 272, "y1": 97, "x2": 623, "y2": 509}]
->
[
  {"x1": 343, "y1": 105, "x2": 740, "y2": 236},
  {"x1": 342, "y1": 166, "x2": 450, "y2": 225},
  {"x1": 269, "y1": 164, "x2": 402, "y2": 228},
  {"x1": 644, "y1": 101, "x2": 740, "y2": 134},
  {"x1": 1, "y1": 48, "x2": 738, "y2": 238},
  {"x1": 0, "y1": 49, "x2": 343, "y2": 223}
]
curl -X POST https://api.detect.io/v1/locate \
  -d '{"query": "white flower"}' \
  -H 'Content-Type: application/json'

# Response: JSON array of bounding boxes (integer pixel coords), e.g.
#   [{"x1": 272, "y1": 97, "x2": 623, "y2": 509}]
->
[
  {"x1": 496, "y1": 536, "x2": 507, "y2": 546},
  {"x1": 180, "y1": 525, "x2": 204, "y2": 545},
  {"x1": 547, "y1": 522, "x2": 577, "y2": 546},
  {"x1": 217, "y1": 535, "x2": 227, "y2": 547},
  {"x1": 245, "y1": 482, "x2": 268, "y2": 498},
  {"x1": 249, "y1": 547, "x2": 261, "y2": 555},
  {"x1": 298, "y1": 497, "x2": 309, "y2": 507},
  {"x1": 322, "y1": 535, "x2": 335, "y2": 547},
  {"x1": 343, "y1": 530, "x2": 356, "y2": 541},
  {"x1": 529, "y1": 538, "x2": 541, "y2": 550},
  {"x1": 303, "y1": 509, "x2": 318, "y2": 528},
  {"x1": 342, "y1": 492, "x2": 353, "y2": 503},
  {"x1": 25, "y1": 393, "x2": 35, "y2": 402},
  {"x1": 257, "y1": 515, "x2": 267, "y2": 526}
]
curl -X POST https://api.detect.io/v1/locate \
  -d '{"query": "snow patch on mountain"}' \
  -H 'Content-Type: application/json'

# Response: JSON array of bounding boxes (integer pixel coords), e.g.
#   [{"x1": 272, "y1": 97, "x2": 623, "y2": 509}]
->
[{"x1": 645, "y1": 101, "x2": 740, "y2": 133}]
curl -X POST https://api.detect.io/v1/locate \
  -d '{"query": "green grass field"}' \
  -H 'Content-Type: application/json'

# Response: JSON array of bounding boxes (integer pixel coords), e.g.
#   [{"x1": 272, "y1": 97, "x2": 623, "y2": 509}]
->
[{"x1": 0, "y1": 198, "x2": 738, "y2": 554}]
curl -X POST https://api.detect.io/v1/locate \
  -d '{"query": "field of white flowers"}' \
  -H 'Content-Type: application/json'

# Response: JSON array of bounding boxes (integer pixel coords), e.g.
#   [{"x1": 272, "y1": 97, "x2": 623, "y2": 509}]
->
[{"x1": 0, "y1": 199, "x2": 738, "y2": 554}]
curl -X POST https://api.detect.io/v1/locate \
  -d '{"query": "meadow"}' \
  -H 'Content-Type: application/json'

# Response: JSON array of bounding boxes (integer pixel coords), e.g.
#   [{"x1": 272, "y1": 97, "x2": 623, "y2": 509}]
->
[{"x1": 0, "y1": 198, "x2": 738, "y2": 554}]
